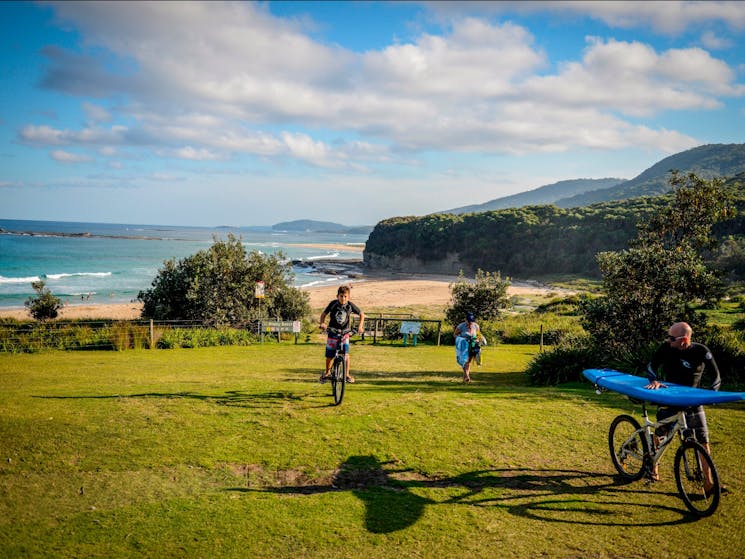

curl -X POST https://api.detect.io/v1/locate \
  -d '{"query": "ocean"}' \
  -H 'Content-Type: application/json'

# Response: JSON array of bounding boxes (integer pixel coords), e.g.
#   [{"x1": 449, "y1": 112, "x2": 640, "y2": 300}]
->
[{"x1": 0, "y1": 219, "x2": 367, "y2": 309}]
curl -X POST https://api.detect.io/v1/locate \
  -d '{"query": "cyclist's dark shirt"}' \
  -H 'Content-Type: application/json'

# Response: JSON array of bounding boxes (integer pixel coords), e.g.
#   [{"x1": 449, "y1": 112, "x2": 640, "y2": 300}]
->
[
  {"x1": 323, "y1": 300, "x2": 361, "y2": 331},
  {"x1": 646, "y1": 341, "x2": 720, "y2": 388}
]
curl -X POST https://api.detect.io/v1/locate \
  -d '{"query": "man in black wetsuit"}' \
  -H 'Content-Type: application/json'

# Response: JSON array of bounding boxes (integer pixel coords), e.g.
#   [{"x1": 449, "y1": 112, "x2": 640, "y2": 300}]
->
[{"x1": 645, "y1": 321, "x2": 723, "y2": 492}]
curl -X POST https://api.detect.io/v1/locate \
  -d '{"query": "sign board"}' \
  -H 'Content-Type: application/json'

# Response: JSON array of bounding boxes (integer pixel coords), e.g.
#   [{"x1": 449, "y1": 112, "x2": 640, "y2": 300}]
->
[
  {"x1": 399, "y1": 321, "x2": 422, "y2": 335},
  {"x1": 263, "y1": 320, "x2": 301, "y2": 333},
  {"x1": 255, "y1": 281, "x2": 265, "y2": 299}
]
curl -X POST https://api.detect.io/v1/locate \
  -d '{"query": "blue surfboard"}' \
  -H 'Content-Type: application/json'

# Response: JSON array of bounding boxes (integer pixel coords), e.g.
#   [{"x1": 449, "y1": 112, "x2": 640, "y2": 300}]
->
[{"x1": 583, "y1": 368, "x2": 745, "y2": 407}]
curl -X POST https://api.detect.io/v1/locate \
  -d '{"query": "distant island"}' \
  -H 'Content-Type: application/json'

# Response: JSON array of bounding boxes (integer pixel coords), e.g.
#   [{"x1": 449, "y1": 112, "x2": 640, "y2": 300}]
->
[{"x1": 271, "y1": 219, "x2": 373, "y2": 235}]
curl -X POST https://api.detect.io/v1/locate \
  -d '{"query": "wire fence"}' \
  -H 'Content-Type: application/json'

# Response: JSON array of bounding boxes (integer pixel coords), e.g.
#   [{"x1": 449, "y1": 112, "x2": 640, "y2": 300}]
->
[
  {"x1": 0, "y1": 319, "x2": 260, "y2": 352},
  {"x1": 0, "y1": 315, "x2": 444, "y2": 353}
]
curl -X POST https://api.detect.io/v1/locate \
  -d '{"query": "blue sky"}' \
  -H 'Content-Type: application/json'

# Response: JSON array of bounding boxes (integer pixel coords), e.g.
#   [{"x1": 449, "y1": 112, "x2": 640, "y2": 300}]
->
[{"x1": 1, "y1": 1, "x2": 744, "y2": 227}]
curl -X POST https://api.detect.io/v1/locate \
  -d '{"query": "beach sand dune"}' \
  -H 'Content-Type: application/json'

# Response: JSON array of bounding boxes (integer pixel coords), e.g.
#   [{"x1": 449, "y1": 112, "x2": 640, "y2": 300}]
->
[{"x1": 0, "y1": 276, "x2": 566, "y2": 320}]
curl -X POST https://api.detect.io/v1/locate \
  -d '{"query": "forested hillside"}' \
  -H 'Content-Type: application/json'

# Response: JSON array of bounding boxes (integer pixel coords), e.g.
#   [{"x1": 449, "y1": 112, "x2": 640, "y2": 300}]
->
[
  {"x1": 444, "y1": 178, "x2": 625, "y2": 214},
  {"x1": 557, "y1": 143, "x2": 745, "y2": 207},
  {"x1": 364, "y1": 178, "x2": 745, "y2": 278}
]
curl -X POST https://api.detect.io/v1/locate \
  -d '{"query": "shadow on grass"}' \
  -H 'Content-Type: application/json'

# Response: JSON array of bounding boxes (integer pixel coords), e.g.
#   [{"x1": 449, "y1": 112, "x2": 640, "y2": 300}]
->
[
  {"x1": 33, "y1": 366, "x2": 555, "y2": 407},
  {"x1": 33, "y1": 389, "x2": 329, "y2": 408},
  {"x1": 228, "y1": 455, "x2": 700, "y2": 532},
  {"x1": 284, "y1": 367, "x2": 554, "y2": 397}
]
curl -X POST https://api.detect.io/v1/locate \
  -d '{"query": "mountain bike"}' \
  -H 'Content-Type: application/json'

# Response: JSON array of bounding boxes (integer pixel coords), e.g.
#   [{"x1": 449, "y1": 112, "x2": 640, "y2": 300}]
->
[
  {"x1": 324, "y1": 327, "x2": 354, "y2": 406},
  {"x1": 608, "y1": 399, "x2": 721, "y2": 517}
]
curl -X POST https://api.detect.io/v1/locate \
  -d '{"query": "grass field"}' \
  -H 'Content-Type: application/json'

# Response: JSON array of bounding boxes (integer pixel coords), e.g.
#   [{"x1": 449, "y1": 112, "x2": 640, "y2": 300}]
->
[{"x1": 1, "y1": 341, "x2": 744, "y2": 558}]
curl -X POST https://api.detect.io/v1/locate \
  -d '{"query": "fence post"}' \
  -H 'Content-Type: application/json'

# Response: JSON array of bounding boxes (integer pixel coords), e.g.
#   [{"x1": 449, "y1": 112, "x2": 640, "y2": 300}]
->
[
  {"x1": 540, "y1": 323, "x2": 544, "y2": 353},
  {"x1": 150, "y1": 319, "x2": 154, "y2": 349},
  {"x1": 437, "y1": 321, "x2": 441, "y2": 346}
]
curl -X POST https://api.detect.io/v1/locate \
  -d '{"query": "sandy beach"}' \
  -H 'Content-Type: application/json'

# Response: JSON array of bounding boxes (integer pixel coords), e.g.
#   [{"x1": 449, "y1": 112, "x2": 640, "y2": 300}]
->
[{"x1": 0, "y1": 275, "x2": 567, "y2": 321}]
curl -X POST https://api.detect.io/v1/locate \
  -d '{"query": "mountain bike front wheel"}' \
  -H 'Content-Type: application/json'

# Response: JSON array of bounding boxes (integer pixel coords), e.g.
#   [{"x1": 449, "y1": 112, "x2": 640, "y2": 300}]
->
[
  {"x1": 331, "y1": 356, "x2": 346, "y2": 406},
  {"x1": 674, "y1": 440, "x2": 720, "y2": 517},
  {"x1": 608, "y1": 414, "x2": 648, "y2": 481}
]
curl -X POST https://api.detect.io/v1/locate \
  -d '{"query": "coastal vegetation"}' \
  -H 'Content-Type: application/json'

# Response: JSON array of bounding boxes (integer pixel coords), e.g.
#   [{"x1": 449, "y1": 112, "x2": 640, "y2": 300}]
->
[
  {"x1": 364, "y1": 173, "x2": 745, "y2": 279},
  {"x1": 137, "y1": 234, "x2": 310, "y2": 325},
  {"x1": 24, "y1": 280, "x2": 63, "y2": 321},
  {"x1": 2, "y1": 345, "x2": 743, "y2": 557},
  {"x1": 444, "y1": 270, "x2": 511, "y2": 325},
  {"x1": 527, "y1": 172, "x2": 745, "y2": 386}
]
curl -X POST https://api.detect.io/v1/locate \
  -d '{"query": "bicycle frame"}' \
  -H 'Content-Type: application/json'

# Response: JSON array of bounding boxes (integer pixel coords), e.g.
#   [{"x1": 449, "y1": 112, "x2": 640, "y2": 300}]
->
[
  {"x1": 326, "y1": 327, "x2": 354, "y2": 406},
  {"x1": 634, "y1": 402, "x2": 691, "y2": 473}
]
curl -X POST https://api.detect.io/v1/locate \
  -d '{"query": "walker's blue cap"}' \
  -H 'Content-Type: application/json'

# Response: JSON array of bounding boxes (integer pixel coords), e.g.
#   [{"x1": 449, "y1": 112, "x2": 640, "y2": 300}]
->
[{"x1": 466, "y1": 312, "x2": 475, "y2": 322}]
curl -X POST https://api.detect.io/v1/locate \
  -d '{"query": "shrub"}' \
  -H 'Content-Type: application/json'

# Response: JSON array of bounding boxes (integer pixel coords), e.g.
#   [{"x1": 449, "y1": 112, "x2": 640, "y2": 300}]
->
[
  {"x1": 700, "y1": 326, "x2": 745, "y2": 386},
  {"x1": 488, "y1": 313, "x2": 585, "y2": 345},
  {"x1": 24, "y1": 281, "x2": 63, "y2": 321},
  {"x1": 139, "y1": 234, "x2": 310, "y2": 325},
  {"x1": 445, "y1": 270, "x2": 511, "y2": 326},
  {"x1": 525, "y1": 343, "x2": 603, "y2": 386}
]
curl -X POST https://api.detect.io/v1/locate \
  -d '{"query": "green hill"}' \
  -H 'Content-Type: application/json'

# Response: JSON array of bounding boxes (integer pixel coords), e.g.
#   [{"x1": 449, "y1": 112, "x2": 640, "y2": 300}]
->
[
  {"x1": 557, "y1": 143, "x2": 745, "y2": 207},
  {"x1": 364, "y1": 177, "x2": 745, "y2": 279},
  {"x1": 444, "y1": 178, "x2": 625, "y2": 213},
  {"x1": 272, "y1": 220, "x2": 373, "y2": 234}
]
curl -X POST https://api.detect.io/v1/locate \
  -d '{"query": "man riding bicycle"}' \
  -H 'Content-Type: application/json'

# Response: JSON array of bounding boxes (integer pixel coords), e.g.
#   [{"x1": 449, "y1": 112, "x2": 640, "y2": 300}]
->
[{"x1": 319, "y1": 285, "x2": 365, "y2": 384}]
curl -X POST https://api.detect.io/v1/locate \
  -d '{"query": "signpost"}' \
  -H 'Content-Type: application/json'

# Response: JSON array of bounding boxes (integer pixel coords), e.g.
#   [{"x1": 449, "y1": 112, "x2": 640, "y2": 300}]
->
[
  {"x1": 255, "y1": 281, "x2": 265, "y2": 343},
  {"x1": 400, "y1": 321, "x2": 422, "y2": 346}
]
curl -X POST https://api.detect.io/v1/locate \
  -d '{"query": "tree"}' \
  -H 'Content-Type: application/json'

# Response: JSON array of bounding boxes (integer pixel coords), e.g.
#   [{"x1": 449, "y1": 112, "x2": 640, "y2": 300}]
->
[
  {"x1": 581, "y1": 172, "x2": 733, "y2": 354},
  {"x1": 138, "y1": 234, "x2": 310, "y2": 325},
  {"x1": 445, "y1": 270, "x2": 511, "y2": 325},
  {"x1": 25, "y1": 280, "x2": 63, "y2": 321}
]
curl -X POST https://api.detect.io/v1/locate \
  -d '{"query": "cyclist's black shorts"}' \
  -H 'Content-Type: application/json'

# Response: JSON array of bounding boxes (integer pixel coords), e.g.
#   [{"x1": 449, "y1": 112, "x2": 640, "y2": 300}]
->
[{"x1": 656, "y1": 405, "x2": 709, "y2": 444}]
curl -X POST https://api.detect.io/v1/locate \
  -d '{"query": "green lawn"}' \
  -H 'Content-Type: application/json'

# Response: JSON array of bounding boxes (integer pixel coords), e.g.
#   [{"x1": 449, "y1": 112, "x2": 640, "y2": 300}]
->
[{"x1": 1, "y1": 342, "x2": 744, "y2": 558}]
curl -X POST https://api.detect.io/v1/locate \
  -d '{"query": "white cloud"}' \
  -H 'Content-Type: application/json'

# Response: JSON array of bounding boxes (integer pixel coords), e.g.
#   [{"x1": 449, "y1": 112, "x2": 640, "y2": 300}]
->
[
  {"x1": 50, "y1": 150, "x2": 92, "y2": 163},
  {"x1": 172, "y1": 146, "x2": 222, "y2": 161},
  {"x1": 428, "y1": 1, "x2": 745, "y2": 35},
  {"x1": 83, "y1": 102, "x2": 111, "y2": 123},
  {"x1": 700, "y1": 29, "x2": 734, "y2": 50},
  {"x1": 20, "y1": 124, "x2": 130, "y2": 146},
  {"x1": 521, "y1": 38, "x2": 741, "y2": 117},
  {"x1": 23, "y1": 1, "x2": 744, "y2": 170}
]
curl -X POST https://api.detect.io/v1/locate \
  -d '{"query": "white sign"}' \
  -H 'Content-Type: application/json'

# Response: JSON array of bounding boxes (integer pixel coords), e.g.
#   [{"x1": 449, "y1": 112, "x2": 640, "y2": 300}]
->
[
  {"x1": 400, "y1": 321, "x2": 422, "y2": 334},
  {"x1": 255, "y1": 281, "x2": 265, "y2": 299}
]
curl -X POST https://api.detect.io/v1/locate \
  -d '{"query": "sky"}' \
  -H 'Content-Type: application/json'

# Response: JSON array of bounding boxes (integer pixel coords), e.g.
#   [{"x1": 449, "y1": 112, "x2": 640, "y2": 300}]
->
[{"x1": 1, "y1": 1, "x2": 744, "y2": 227}]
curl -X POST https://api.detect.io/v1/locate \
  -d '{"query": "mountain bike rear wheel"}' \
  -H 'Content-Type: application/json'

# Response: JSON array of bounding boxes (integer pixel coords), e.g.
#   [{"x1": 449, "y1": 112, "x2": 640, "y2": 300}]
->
[
  {"x1": 331, "y1": 356, "x2": 346, "y2": 406},
  {"x1": 674, "y1": 440, "x2": 720, "y2": 517},
  {"x1": 608, "y1": 414, "x2": 648, "y2": 480}
]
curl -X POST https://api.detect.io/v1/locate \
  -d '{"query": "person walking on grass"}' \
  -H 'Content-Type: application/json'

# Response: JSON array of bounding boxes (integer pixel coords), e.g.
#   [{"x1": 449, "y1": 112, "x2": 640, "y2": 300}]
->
[
  {"x1": 645, "y1": 321, "x2": 726, "y2": 494},
  {"x1": 454, "y1": 311, "x2": 485, "y2": 383},
  {"x1": 319, "y1": 285, "x2": 365, "y2": 384}
]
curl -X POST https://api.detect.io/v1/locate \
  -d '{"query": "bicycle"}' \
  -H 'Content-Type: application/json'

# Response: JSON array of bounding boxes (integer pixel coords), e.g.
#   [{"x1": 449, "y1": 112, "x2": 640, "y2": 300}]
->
[
  {"x1": 323, "y1": 327, "x2": 354, "y2": 406},
  {"x1": 607, "y1": 398, "x2": 721, "y2": 517}
]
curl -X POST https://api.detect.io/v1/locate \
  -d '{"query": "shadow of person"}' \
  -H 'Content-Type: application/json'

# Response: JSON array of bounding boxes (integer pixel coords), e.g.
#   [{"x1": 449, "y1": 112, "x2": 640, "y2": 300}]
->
[{"x1": 333, "y1": 455, "x2": 431, "y2": 534}]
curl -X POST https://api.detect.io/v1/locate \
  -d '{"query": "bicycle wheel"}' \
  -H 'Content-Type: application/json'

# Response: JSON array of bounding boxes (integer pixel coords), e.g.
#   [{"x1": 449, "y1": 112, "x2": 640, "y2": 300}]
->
[
  {"x1": 331, "y1": 356, "x2": 346, "y2": 406},
  {"x1": 608, "y1": 414, "x2": 648, "y2": 480},
  {"x1": 674, "y1": 440, "x2": 720, "y2": 517}
]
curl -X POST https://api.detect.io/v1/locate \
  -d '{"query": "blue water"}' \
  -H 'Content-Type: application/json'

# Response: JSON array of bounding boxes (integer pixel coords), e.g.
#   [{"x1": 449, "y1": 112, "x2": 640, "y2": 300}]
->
[{"x1": 0, "y1": 219, "x2": 367, "y2": 309}]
